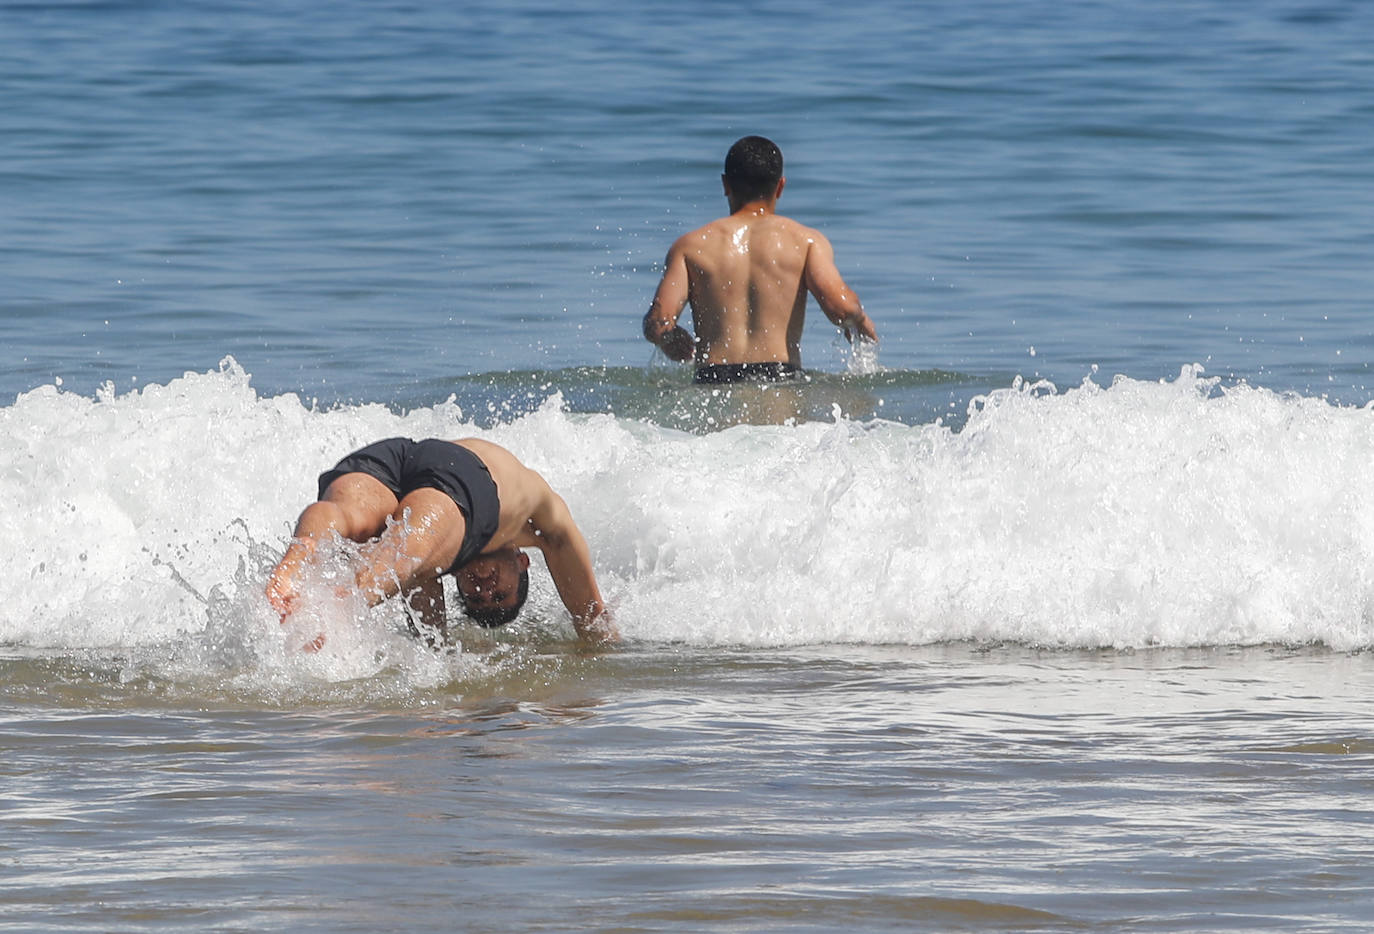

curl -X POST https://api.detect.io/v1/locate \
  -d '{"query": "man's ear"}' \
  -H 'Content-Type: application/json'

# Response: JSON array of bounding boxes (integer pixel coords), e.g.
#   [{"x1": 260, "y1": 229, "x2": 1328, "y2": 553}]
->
[
  {"x1": 721, "y1": 174, "x2": 732, "y2": 199},
  {"x1": 774, "y1": 176, "x2": 786, "y2": 200},
  {"x1": 517, "y1": 551, "x2": 531, "y2": 571}
]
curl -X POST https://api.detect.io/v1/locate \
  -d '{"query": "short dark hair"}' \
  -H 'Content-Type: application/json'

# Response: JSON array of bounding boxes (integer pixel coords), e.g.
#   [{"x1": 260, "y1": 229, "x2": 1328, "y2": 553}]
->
[
  {"x1": 461, "y1": 566, "x2": 530, "y2": 628},
  {"x1": 723, "y1": 136, "x2": 783, "y2": 203}
]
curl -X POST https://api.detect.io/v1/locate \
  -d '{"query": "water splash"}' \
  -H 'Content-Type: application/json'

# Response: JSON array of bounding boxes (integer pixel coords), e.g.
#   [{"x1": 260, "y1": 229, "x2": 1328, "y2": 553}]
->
[{"x1": 3, "y1": 359, "x2": 1373, "y2": 680}]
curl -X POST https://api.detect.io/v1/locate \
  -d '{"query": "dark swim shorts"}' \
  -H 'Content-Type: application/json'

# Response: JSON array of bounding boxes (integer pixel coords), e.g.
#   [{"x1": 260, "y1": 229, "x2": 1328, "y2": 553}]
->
[
  {"x1": 693, "y1": 362, "x2": 802, "y2": 385},
  {"x1": 317, "y1": 438, "x2": 501, "y2": 572}
]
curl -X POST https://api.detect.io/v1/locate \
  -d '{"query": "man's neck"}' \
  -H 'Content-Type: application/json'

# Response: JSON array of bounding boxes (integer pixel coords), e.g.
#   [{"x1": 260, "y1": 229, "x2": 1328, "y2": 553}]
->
[{"x1": 728, "y1": 197, "x2": 777, "y2": 216}]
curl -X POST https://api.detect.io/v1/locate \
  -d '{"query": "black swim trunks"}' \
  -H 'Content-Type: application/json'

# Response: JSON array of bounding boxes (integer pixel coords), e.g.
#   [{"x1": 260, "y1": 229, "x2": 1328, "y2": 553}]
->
[
  {"x1": 693, "y1": 361, "x2": 802, "y2": 385},
  {"x1": 317, "y1": 438, "x2": 501, "y2": 572}
]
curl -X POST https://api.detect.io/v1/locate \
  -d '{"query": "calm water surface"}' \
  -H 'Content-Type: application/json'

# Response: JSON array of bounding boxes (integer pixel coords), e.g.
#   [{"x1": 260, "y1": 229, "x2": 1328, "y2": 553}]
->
[{"x1": 4, "y1": 0, "x2": 1373, "y2": 406}]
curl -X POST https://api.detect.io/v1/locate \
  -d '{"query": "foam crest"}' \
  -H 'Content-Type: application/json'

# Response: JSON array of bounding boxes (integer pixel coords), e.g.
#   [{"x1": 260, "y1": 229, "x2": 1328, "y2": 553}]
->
[
  {"x1": 2, "y1": 360, "x2": 1372, "y2": 682},
  {"x1": 597, "y1": 365, "x2": 1374, "y2": 650}
]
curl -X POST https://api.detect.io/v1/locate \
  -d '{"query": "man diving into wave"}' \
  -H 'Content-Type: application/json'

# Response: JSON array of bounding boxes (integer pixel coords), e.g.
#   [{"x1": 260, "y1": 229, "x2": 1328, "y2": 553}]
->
[
  {"x1": 266, "y1": 437, "x2": 615, "y2": 646},
  {"x1": 642, "y1": 135, "x2": 878, "y2": 383}
]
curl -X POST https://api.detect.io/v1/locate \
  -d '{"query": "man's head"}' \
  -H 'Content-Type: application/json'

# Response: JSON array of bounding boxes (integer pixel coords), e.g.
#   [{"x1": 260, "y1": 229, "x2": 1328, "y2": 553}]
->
[
  {"x1": 454, "y1": 549, "x2": 531, "y2": 628},
  {"x1": 723, "y1": 135, "x2": 784, "y2": 205}
]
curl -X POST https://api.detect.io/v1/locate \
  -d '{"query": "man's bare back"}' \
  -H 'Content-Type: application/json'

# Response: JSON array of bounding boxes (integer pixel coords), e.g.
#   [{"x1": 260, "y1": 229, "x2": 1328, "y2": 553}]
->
[{"x1": 643, "y1": 136, "x2": 876, "y2": 377}]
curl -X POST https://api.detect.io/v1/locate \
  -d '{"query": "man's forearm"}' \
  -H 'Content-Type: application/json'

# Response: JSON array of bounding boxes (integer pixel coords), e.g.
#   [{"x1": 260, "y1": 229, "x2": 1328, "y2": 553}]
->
[
  {"x1": 266, "y1": 503, "x2": 344, "y2": 616},
  {"x1": 540, "y1": 538, "x2": 616, "y2": 642}
]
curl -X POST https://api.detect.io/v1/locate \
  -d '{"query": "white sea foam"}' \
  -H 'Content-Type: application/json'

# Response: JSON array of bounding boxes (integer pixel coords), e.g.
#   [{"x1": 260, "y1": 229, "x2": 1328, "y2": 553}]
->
[{"x1": 3, "y1": 359, "x2": 1373, "y2": 672}]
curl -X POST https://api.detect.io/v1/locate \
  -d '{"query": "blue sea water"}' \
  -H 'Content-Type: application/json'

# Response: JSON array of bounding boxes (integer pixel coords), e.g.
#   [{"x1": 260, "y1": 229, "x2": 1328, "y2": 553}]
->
[
  {"x1": 4, "y1": 2, "x2": 1374, "y2": 931},
  {"x1": 5, "y1": 0, "x2": 1372, "y2": 410}
]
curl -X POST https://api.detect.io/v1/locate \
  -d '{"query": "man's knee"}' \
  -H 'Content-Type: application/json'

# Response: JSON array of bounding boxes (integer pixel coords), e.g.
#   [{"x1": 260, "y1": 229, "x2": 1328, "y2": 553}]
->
[
  {"x1": 390, "y1": 489, "x2": 468, "y2": 570},
  {"x1": 318, "y1": 473, "x2": 399, "y2": 539},
  {"x1": 393, "y1": 488, "x2": 463, "y2": 529}
]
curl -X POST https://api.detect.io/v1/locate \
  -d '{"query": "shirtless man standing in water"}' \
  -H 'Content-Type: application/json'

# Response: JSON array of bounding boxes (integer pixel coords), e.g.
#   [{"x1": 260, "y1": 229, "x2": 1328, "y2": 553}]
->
[
  {"x1": 642, "y1": 136, "x2": 878, "y2": 383},
  {"x1": 266, "y1": 437, "x2": 614, "y2": 646}
]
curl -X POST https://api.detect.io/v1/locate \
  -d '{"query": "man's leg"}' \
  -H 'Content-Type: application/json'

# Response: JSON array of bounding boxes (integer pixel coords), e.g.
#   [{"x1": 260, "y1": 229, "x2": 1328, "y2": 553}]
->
[
  {"x1": 309, "y1": 473, "x2": 402, "y2": 540},
  {"x1": 267, "y1": 473, "x2": 400, "y2": 617},
  {"x1": 353, "y1": 488, "x2": 468, "y2": 605}
]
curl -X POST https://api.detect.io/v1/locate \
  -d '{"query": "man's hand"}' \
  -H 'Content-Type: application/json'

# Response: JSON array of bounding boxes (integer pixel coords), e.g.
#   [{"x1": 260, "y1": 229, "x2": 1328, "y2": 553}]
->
[
  {"x1": 657, "y1": 325, "x2": 696, "y2": 362},
  {"x1": 265, "y1": 560, "x2": 302, "y2": 622},
  {"x1": 266, "y1": 534, "x2": 327, "y2": 621},
  {"x1": 574, "y1": 606, "x2": 619, "y2": 645},
  {"x1": 842, "y1": 310, "x2": 878, "y2": 344},
  {"x1": 267, "y1": 541, "x2": 331, "y2": 651}
]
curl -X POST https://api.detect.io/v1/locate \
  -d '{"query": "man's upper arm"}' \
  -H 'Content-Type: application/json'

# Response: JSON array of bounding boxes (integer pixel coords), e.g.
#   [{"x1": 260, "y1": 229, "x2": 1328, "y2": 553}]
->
[
  {"x1": 529, "y1": 482, "x2": 606, "y2": 635},
  {"x1": 803, "y1": 233, "x2": 863, "y2": 325},
  {"x1": 643, "y1": 241, "x2": 690, "y2": 343}
]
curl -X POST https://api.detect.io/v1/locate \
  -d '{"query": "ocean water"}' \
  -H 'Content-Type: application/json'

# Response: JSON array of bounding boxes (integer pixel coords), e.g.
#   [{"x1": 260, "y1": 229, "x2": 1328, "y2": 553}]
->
[{"x1": 4, "y1": 1, "x2": 1374, "y2": 930}]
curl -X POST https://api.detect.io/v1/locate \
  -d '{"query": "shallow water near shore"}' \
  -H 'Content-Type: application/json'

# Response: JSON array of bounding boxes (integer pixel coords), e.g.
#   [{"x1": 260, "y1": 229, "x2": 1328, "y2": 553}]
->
[{"x1": 5, "y1": 644, "x2": 1373, "y2": 932}]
